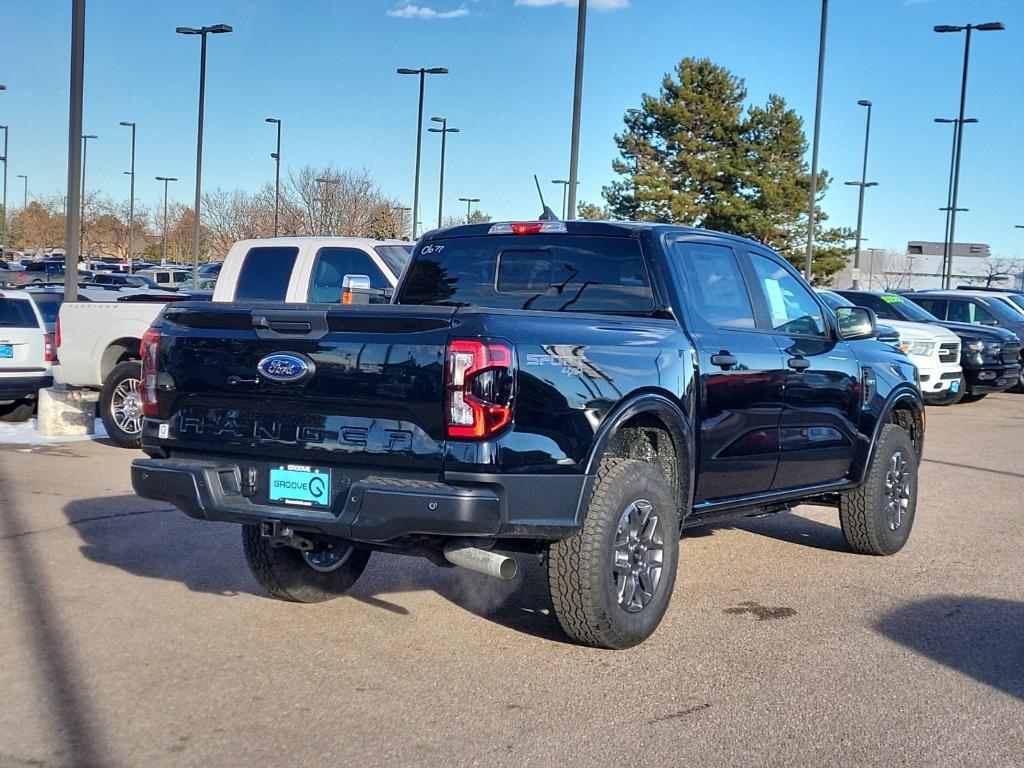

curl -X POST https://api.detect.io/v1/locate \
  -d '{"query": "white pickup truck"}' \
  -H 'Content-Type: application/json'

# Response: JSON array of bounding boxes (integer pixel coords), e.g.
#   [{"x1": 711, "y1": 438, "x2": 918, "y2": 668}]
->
[{"x1": 55, "y1": 237, "x2": 412, "y2": 447}]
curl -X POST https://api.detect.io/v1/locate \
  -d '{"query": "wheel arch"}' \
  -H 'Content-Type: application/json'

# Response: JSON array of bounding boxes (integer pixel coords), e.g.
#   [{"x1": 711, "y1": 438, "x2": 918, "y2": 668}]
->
[
  {"x1": 853, "y1": 385, "x2": 925, "y2": 485},
  {"x1": 100, "y1": 337, "x2": 142, "y2": 384},
  {"x1": 578, "y1": 390, "x2": 695, "y2": 525}
]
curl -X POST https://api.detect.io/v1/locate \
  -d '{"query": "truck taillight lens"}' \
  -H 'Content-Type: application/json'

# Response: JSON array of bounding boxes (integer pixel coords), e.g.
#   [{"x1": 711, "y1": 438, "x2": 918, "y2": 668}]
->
[
  {"x1": 445, "y1": 339, "x2": 514, "y2": 439},
  {"x1": 55, "y1": 316, "x2": 62, "y2": 350},
  {"x1": 140, "y1": 326, "x2": 161, "y2": 417},
  {"x1": 43, "y1": 333, "x2": 56, "y2": 363}
]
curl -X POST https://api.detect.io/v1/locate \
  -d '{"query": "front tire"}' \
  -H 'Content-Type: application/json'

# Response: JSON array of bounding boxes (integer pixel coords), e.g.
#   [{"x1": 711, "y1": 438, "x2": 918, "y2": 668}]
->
[
  {"x1": 242, "y1": 526, "x2": 371, "y2": 603},
  {"x1": 548, "y1": 458, "x2": 679, "y2": 649},
  {"x1": 839, "y1": 424, "x2": 918, "y2": 556},
  {"x1": 99, "y1": 360, "x2": 143, "y2": 449}
]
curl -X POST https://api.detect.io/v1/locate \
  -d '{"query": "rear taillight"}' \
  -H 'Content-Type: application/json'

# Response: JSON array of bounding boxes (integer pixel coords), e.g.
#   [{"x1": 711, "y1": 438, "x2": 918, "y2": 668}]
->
[
  {"x1": 445, "y1": 339, "x2": 514, "y2": 439},
  {"x1": 140, "y1": 326, "x2": 161, "y2": 417},
  {"x1": 55, "y1": 316, "x2": 62, "y2": 350},
  {"x1": 43, "y1": 333, "x2": 55, "y2": 363}
]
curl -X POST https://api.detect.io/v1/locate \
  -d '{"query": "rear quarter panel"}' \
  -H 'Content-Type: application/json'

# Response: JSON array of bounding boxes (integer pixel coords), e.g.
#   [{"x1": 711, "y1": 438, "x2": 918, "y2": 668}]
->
[{"x1": 56, "y1": 302, "x2": 164, "y2": 387}]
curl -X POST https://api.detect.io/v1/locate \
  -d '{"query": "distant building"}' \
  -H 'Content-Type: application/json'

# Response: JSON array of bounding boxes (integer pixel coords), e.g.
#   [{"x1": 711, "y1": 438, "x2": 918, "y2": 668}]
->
[{"x1": 906, "y1": 241, "x2": 990, "y2": 259}]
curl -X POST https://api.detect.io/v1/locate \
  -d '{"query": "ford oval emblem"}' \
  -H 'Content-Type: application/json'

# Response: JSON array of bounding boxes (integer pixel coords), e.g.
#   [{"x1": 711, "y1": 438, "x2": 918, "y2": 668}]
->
[{"x1": 257, "y1": 353, "x2": 313, "y2": 384}]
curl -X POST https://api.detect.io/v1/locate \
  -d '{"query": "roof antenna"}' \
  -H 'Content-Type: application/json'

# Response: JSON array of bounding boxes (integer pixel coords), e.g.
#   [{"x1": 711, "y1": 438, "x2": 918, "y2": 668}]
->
[{"x1": 533, "y1": 174, "x2": 559, "y2": 221}]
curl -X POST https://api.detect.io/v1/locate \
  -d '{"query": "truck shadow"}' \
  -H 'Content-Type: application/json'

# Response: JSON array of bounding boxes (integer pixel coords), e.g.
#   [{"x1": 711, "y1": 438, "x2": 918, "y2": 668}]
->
[
  {"x1": 875, "y1": 596, "x2": 1024, "y2": 701},
  {"x1": 63, "y1": 495, "x2": 571, "y2": 643},
  {"x1": 684, "y1": 511, "x2": 849, "y2": 553}
]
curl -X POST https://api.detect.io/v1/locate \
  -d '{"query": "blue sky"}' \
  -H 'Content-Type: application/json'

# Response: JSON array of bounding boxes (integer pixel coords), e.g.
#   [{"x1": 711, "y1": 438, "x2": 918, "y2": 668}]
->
[{"x1": 3, "y1": 0, "x2": 1022, "y2": 256}]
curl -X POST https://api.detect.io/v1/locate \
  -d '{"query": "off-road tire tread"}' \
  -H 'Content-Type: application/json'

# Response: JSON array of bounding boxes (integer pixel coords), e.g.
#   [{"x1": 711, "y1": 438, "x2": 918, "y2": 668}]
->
[
  {"x1": 839, "y1": 424, "x2": 916, "y2": 556},
  {"x1": 548, "y1": 458, "x2": 676, "y2": 649}
]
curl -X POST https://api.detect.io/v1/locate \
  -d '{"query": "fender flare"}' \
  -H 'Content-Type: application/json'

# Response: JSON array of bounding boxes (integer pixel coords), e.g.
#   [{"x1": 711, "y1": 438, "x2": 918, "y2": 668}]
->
[
  {"x1": 855, "y1": 384, "x2": 925, "y2": 485},
  {"x1": 576, "y1": 391, "x2": 696, "y2": 522}
]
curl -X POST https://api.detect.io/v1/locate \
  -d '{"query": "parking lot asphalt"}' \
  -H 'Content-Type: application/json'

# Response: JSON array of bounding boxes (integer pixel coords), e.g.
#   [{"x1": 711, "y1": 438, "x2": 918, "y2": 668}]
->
[{"x1": 1, "y1": 394, "x2": 1022, "y2": 768}]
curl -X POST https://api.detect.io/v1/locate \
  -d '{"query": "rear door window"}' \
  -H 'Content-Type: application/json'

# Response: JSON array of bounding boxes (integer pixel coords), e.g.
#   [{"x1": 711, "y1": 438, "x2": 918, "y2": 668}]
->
[
  {"x1": 234, "y1": 246, "x2": 299, "y2": 301},
  {"x1": 308, "y1": 247, "x2": 388, "y2": 303},
  {"x1": 673, "y1": 242, "x2": 755, "y2": 329},
  {"x1": 0, "y1": 299, "x2": 40, "y2": 328},
  {"x1": 913, "y1": 298, "x2": 948, "y2": 320},
  {"x1": 398, "y1": 235, "x2": 655, "y2": 315}
]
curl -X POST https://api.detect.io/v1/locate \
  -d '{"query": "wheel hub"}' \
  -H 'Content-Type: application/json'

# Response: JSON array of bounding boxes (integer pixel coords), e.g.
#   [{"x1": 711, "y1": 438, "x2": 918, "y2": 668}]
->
[
  {"x1": 302, "y1": 542, "x2": 354, "y2": 573},
  {"x1": 611, "y1": 499, "x2": 665, "y2": 613},
  {"x1": 884, "y1": 451, "x2": 911, "y2": 531},
  {"x1": 111, "y1": 378, "x2": 143, "y2": 435}
]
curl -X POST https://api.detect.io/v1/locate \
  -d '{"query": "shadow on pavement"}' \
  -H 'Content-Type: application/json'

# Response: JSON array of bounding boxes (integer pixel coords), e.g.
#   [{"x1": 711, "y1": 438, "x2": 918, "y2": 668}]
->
[
  {"x1": 876, "y1": 596, "x2": 1024, "y2": 702},
  {"x1": 64, "y1": 495, "x2": 570, "y2": 644},
  {"x1": 0, "y1": 465, "x2": 110, "y2": 764},
  {"x1": 923, "y1": 458, "x2": 1024, "y2": 481},
  {"x1": 683, "y1": 511, "x2": 850, "y2": 553}
]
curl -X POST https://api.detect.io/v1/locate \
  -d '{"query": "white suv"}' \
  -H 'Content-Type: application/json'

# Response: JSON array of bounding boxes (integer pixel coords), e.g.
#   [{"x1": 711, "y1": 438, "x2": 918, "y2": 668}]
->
[{"x1": 0, "y1": 290, "x2": 56, "y2": 421}]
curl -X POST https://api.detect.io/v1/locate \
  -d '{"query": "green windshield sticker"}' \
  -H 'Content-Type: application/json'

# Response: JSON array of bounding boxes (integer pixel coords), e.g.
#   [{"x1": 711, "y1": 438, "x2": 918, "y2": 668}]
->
[{"x1": 881, "y1": 295, "x2": 904, "y2": 304}]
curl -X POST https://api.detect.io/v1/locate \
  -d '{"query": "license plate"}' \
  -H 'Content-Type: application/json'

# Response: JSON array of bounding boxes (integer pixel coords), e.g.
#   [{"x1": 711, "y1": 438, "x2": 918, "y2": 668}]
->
[
  {"x1": 269, "y1": 465, "x2": 331, "y2": 508},
  {"x1": 0, "y1": 345, "x2": 12, "y2": 359},
  {"x1": 950, "y1": 379, "x2": 960, "y2": 393}
]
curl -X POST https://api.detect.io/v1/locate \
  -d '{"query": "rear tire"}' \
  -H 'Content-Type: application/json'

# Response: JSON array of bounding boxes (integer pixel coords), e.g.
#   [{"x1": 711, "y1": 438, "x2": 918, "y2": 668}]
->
[
  {"x1": 548, "y1": 458, "x2": 679, "y2": 649},
  {"x1": 242, "y1": 526, "x2": 371, "y2": 603},
  {"x1": 0, "y1": 399, "x2": 34, "y2": 423},
  {"x1": 839, "y1": 424, "x2": 918, "y2": 556},
  {"x1": 99, "y1": 360, "x2": 143, "y2": 449}
]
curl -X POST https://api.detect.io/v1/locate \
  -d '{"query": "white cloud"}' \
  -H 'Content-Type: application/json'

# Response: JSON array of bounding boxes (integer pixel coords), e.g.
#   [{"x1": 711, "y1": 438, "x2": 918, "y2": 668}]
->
[
  {"x1": 515, "y1": 0, "x2": 629, "y2": 9},
  {"x1": 387, "y1": 3, "x2": 471, "y2": 19}
]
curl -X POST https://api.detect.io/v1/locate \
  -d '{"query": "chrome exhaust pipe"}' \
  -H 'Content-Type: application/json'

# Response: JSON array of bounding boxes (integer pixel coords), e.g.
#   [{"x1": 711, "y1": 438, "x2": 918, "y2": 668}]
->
[{"x1": 443, "y1": 540, "x2": 518, "y2": 580}]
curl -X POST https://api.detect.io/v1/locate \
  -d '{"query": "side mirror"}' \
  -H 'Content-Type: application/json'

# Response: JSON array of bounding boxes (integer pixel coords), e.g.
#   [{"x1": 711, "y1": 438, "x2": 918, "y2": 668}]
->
[
  {"x1": 341, "y1": 274, "x2": 372, "y2": 305},
  {"x1": 836, "y1": 306, "x2": 877, "y2": 340}
]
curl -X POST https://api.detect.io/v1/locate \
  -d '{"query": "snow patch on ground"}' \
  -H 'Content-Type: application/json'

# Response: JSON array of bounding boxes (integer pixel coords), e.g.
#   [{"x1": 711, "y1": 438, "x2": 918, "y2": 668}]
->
[{"x1": 0, "y1": 418, "x2": 109, "y2": 446}]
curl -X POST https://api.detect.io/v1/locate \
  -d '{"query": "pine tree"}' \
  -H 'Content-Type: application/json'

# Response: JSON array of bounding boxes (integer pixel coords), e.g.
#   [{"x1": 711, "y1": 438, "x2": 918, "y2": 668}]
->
[{"x1": 602, "y1": 57, "x2": 851, "y2": 283}]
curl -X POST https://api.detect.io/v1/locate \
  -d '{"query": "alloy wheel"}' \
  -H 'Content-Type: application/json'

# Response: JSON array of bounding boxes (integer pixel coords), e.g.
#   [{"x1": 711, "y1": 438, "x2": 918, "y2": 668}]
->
[{"x1": 611, "y1": 499, "x2": 665, "y2": 613}]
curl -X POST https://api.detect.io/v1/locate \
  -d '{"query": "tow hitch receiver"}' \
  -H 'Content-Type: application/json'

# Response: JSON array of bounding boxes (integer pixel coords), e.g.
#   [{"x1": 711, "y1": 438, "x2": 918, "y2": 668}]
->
[{"x1": 259, "y1": 520, "x2": 314, "y2": 551}]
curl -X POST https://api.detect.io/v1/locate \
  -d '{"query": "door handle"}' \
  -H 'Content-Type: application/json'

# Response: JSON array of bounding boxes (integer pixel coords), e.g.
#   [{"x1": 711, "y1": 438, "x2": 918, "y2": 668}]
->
[
  {"x1": 787, "y1": 356, "x2": 811, "y2": 371},
  {"x1": 710, "y1": 352, "x2": 739, "y2": 369}
]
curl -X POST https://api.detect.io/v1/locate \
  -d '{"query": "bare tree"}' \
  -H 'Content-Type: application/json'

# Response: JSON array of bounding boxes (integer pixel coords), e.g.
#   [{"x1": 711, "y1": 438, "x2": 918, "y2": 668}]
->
[
  {"x1": 877, "y1": 251, "x2": 914, "y2": 291},
  {"x1": 288, "y1": 165, "x2": 394, "y2": 237},
  {"x1": 961, "y1": 257, "x2": 1024, "y2": 287}
]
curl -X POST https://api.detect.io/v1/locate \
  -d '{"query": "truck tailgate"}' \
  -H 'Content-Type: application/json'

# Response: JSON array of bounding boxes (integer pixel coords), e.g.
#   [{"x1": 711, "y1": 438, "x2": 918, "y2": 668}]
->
[{"x1": 154, "y1": 303, "x2": 455, "y2": 471}]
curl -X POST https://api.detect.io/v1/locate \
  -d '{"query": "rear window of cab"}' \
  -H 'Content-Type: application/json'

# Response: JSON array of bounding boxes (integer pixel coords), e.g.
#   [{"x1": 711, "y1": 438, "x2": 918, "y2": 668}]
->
[{"x1": 397, "y1": 235, "x2": 655, "y2": 315}]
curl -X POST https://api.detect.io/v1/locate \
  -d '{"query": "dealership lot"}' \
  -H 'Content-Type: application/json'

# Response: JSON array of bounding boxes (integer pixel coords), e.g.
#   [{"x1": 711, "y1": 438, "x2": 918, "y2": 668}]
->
[{"x1": 0, "y1": 394, "x2": 1021, "y2": 768}]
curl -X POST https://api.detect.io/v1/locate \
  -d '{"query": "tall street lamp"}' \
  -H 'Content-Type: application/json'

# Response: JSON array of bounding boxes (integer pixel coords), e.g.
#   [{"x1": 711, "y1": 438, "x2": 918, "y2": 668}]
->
[
  {"x1": 397, "y1": 67, "x2": 448, "y2": 239},
  {"x1": 0, "y1": 122, "x2": 8, "y2": 258},
  {"x1": 934, "y1": 21, "x2": 1005, "y2": 288},
  {"x1": 566, "y1": 0, "x2": 587, "y2": 220},
  {"x1": 935, "y1": 117, "x2": 977, "y2": 288},
  {"x1": 265, "y1": 117, "x2": 281, "y2": 236},
  {"x1": 392, "y1": 205, "x2": 411, "y2": 238},
  {"x1": 551, "y1": 180, "x2": 570, "y2": 219},
  {"x1": 16, "y1": 173, "x2": 27, "y2": 208},
  {"x1": 804, "y1": 0, "x2": 829, "y2": 281},
  {"x1": 177, "y1": 23, "x2": 233, "y2": 285},
  {"x1": 844, "y1": 100, "x2": 876, "y2": 289},
  {"x1": 119, "y1": 121, "x2": 136, "y2": 271},
  {"x1": 315, "y1": 176, "x2": 340, "y2": 235},
  {"x1": 79, "y1": 134, "x2": 96, "y2": 257},
  {"x1": 64, "y1": 0, "x2": 84, "y2": 298},
  {"x1": 428, "y1": 116, "x2": 459, "y2": 229},
  {"x1": 156, "y1": 176, "x2": 178, "y2": 265},
  {"x1": 458, "y1": 197, "x2": 479, "y2": 223}
]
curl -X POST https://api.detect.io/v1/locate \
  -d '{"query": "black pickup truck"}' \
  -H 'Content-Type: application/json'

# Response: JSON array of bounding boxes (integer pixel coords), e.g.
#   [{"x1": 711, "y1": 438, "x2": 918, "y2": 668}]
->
[{"x1": 132, "y1": 221, "x2": 924, "y2": 649}]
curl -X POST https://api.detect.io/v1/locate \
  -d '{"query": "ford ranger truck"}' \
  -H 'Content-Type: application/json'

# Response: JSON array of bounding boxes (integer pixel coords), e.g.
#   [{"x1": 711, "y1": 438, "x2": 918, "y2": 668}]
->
[{"x1": 131, "y1": 221, "x2": 924, "y2": 649}]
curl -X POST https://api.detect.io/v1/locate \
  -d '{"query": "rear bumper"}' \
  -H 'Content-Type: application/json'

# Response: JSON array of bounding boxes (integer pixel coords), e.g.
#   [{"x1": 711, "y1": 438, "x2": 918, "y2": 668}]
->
[
  {"x1": 131, "y1": 456, "x2": 585, "y2": 543},
  {"x1": 0, "y1": 374, "x2": 52, "y2": 401},
  {"x1": 964, "y1": 364, "x2": 1020, "y2": 394}
]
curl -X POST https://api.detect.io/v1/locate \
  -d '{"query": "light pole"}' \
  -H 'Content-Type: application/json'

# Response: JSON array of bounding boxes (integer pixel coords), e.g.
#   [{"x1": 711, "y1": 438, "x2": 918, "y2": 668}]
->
[
  {"x1": 16, "y1": 174, "x2": 27, "y2": 208},
  {"x1": 79, "y1": 134, "x2": 96, "y2": 256},
  {"x1": 265, "y1": 117, "x2": 281, "y2": 236},
  {"x1": 458, "y1": 197, "x2": 479, "y2": 223},
  {"x1": 315, "y1": 176, "x2": 339, "y2": 235},
  {"x1": 866, "y1": 247, "x2": 884, "y2": 290},
  {"x1": 397, "y1": 67, "x2": 449, "y2": 239},
  {"x1": 156, "y1": 176, "x2": 177, "y2": 265},
  {"x1": 177, "y1": 23, "x2": 233, "y2": 285},
  {"x1": 935, "y1": 116, "x2": 978, "y2": 289},
  {"x1": 119, "y1": 121, "x2": 136, "y2": 270},
  {"x1": 64, "y1": 0, "x2": 84, "y2": 297},
  {"x1": 566, "y1": 0, "x2": 587, "y2": 220},
  {"x1": 551, "y1": 179, "x2": 570, "y2": 219},
  {"x1": 844, "y1": 100, "x2": 876, "y2": 289},
  {"x1": 934, "y1": 21, "x2": 1005, "y2": 289},
  {"x1": 804, "y1": 0, "x2": 829, "y2": 281},
  {"x1": 428, "y1": 116, "x2": 459, "y2": 229},
  {"x1": 0, "y1": 122, "x2": 7, "y2": 259}
]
